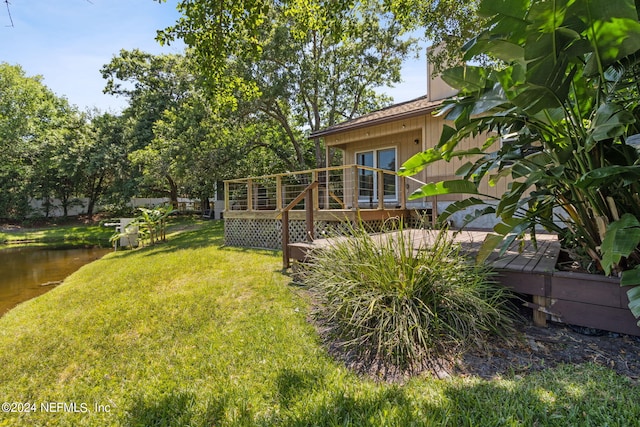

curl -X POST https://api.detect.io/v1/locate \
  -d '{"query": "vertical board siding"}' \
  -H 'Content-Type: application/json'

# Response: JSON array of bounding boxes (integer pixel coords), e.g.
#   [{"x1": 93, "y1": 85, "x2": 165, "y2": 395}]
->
[{"x1": 326, "y1": 113, "x2": 510, "y2": 203}]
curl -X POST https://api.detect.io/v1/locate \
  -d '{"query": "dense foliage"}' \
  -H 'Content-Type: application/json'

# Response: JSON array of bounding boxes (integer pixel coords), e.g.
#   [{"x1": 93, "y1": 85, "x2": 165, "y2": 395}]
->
[
  {"x1": 399, "y1": 0, "x2": 640, "y2": 321},
  {"x1": 0, "y1": 63, "x2": 95, "y2": 219},
  {"x1": 2, "y1": 0, "x2": 426, "y2": 220},
  {"x1": 159, "y1": 0, "x2": 415, "y2": 170}
]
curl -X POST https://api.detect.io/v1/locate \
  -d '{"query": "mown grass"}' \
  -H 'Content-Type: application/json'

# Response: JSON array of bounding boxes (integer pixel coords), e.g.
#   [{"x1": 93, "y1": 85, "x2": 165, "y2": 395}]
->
[
  {"x1": 0, "y1": 220, "x2": 639, "y2": 426},
  {"x1": 0, "y1": 222, "x2": 113, "y2": 247},
  {"x1": 0, "y1": 216, "x2": 205, "y2": 247}
]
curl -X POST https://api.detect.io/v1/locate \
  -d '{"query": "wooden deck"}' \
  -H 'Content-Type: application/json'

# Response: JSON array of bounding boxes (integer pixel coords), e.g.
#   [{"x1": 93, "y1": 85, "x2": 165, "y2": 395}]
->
[
  {"x1": 290, "y1": 229, "x2": 640, "y2": 336},
  {"x1": 290, "y1": 229, "x2": 560, "y2": 276}
]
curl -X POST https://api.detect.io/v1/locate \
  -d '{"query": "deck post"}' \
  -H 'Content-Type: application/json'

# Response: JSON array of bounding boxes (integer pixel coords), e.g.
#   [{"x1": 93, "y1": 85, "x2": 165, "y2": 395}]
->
[
  {"x1": 377, "y1": 170, "x2": 385, "y2": 210},
  {"x1": 532, "y1": 295, "x2": 548, "y2": 327},
  {"x1": 324, "y1": 167, "x2": 330, "y2": 210},
  {"x1": 282, "y1": 210, "x2": 290, "y2": 269},
  {"x1": 276, "y1": 175, "x2": 283, "y2": 211},
  {"x1": 224, "y1": 181, "x2": 230, "y2": 212},
  {"x1": 312, "y1": 170, "x2": 319, "y2": 213},
  {"x1": 247, "y1": 178, "x2": 253, "y2": 211},
  {"x1": 351, "y1": 165, "x2": 359, "y2": 210},
  {"x1": 305, "y1": 186, "x2": 314, "y2": 241}
]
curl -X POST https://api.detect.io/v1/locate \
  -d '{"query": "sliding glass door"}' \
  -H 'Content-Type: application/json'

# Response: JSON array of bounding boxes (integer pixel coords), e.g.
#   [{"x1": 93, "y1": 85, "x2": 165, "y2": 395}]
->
[{"x1": 356, "y1": 148, "x2": 397, "y2": 203}]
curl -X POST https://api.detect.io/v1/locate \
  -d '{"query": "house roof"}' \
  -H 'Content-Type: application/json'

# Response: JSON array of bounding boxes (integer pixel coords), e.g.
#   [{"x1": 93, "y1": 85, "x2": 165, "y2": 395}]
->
[{"x1": 309, "y1": 95, "x2": 444, "y2": 139}]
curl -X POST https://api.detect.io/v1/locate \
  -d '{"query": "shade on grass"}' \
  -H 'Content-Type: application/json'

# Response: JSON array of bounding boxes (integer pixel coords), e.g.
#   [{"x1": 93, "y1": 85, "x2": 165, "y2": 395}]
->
[
  {"x1": 0, "y1": 221, "x2": 639, "y2": 426},
  {"x1": 0, "y1": 222, "x2": 113, "y2": 247}
]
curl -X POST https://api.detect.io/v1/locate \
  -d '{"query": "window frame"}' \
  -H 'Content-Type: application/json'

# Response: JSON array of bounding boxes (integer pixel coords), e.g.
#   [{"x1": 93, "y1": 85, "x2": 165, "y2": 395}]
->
[{"x1": 354, "y1": 146, "x2": 398, "y2": 203}]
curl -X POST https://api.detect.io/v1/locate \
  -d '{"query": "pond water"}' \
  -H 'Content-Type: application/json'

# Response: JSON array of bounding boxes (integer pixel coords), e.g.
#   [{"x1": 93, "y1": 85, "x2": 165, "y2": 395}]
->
[{"x1": 0, "y1": 246, "x2": 111, "y2": 316}]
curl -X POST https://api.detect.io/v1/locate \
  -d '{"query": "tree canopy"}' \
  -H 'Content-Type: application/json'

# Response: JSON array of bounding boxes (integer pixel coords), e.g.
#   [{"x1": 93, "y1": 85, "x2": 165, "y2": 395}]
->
[
  {"x1": 156, "y1": 0, "x2": 483, "y2": 97},
  {"x1": 0, "y1": 63, "x2": 85, "y2": 218},
  {"x1": 0, "y1": 0, "x2": 486, "y2": 219}
]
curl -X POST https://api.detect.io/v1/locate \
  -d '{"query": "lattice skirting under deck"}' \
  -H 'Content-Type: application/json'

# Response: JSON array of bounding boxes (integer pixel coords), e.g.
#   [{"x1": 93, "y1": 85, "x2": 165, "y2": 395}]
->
[{"x1": 224, "y1": 217, "x2": 404, "y2": 249}]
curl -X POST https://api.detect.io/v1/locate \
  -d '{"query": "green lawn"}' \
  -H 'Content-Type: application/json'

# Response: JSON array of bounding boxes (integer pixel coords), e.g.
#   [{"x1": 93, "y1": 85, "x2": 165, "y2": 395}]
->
[
  {"x1": 0, "y1": 221, "x2": 114, "y2": 247},
  {"x1": 0, "y1": 220, "x2": 638, "y2": 426}
]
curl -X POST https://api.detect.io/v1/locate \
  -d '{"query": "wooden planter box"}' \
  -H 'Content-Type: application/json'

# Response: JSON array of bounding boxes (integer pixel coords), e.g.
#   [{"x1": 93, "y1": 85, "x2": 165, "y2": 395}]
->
[{"x1": 497, "y1": 270, "x2": 640, "y2": 336}]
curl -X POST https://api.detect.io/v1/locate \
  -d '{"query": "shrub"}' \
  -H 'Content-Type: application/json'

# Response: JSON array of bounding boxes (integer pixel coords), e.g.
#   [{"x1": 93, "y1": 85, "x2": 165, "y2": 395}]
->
[{"x1": 302, "y1": 221, "x2": 519, "y2": 375}]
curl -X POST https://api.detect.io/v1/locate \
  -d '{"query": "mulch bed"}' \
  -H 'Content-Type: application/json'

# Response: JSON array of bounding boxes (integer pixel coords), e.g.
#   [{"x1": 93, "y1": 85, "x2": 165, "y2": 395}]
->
[
  {"x1": 455, "y1": 319, "x2": 640, "y2": 381},
  {"x1": 304, "y1": 287, "x2": 640, "y2": 383}
]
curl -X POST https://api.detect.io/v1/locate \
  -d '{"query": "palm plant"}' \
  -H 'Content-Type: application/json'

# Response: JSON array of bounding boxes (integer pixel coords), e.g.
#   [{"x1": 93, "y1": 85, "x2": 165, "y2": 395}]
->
[
  {"x1": 399, "y1": 0, "x2": 640, "y2": 321},
  {"x1": 135, "y1": 206, "x2": 175, "y2": 245},
  {"x1": 109, "y1": 206, "x2": 175, "y2": 248}
]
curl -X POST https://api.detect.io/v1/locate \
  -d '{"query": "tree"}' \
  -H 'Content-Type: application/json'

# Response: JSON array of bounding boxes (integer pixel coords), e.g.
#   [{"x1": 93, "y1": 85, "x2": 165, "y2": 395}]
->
[
  {"x1": 82, "y1": 112, "x2": 131, "y2": 218},
  {"x1": 39, "y1": 106, "x2": 91, "y2": 218},
  {"x1": 151, "y1": 95, "x2": 283, "y2": 211},
  {"x1": 0, "y1": 63, "x2": 79, "y2": 219},
  {"x1": 160, "y1": 0, "x2": 414, "y2": 171},
  {"x1": 102, "y1": 50, "x2": 290, "y2": 208},
  {"x1": 157, "y1": 0, "x2": 487, "y2": 86},
  {"x1": 252, "y1": 2, "x2": 414, "y2": 168},
  {"x1": 157, "y1": 0, "x2": 346, "y2": 103},
  {"x1": 102, "y1": 50, "x2": 193, "y2": 206},
  {"x1": 385, "y1": 0, "x2": 486, "y2": 72}
]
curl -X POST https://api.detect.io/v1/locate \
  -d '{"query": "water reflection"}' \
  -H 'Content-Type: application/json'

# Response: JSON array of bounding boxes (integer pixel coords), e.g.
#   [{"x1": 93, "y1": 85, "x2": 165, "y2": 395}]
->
[{"x1": 0, "y1": 246, "x2": 110, "y2": 316}]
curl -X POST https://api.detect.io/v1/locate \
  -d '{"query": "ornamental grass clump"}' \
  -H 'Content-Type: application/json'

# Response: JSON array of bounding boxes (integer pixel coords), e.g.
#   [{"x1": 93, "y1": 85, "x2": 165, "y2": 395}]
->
[{"x1": 304, "y1": 222, "x2": 518, "y2": 375}]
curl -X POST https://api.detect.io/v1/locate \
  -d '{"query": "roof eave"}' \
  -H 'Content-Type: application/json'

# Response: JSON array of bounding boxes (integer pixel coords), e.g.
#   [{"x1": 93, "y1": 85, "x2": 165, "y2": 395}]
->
[{"x1": 308, "y1": 100, "x2": 443, "y2": 140}]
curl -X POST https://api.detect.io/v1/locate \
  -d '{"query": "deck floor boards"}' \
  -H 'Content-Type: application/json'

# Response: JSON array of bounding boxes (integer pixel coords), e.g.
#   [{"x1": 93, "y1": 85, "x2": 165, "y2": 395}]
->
[{"x1": 290, "y1": 229, "x2": 561, "y2": 276}]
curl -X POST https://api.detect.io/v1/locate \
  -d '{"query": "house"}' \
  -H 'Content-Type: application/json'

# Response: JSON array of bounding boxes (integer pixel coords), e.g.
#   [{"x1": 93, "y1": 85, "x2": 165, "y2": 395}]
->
[{"x1": 223, "y1": 57, "x2": 505, "y2": 250}]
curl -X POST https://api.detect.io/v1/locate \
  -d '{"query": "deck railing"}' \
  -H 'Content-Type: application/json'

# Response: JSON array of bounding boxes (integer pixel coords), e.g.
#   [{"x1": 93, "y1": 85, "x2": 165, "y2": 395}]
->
[{"x1": 224, "y1": 164, "x2": 416, "y2": 213}]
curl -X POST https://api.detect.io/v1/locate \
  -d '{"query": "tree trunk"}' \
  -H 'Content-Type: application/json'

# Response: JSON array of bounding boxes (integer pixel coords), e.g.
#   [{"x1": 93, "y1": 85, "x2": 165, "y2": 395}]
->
[
  {"x1": 167, "y1": 175, "x2": 179, "y2": 208},
  {"x1": 202, "y1": 193, "x2": 211, "y2": 213},
  {"x1": 85, "y1": 174, "x2": 105, "y2": 220}
]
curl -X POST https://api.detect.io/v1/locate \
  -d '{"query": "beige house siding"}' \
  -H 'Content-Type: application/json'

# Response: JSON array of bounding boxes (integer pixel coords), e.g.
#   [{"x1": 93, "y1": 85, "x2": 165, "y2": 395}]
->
[{"x1": 323, "y1": 112, "x2": 509, "y2": 204}]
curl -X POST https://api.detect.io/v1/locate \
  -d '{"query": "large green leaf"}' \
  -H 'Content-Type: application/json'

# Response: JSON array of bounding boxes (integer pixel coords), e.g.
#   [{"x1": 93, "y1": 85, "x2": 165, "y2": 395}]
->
[
  {"x1": 441, "y1": 66, "x2": 490, "y2": 93},
  {"x1": 398, "y1": 149, "x2": 442, "y2": 176},
  {"x1": 436, "y1": 123, "x2": 459, "y2": 147},
  {"x1": 588, "y1": 103, "x2": 637, "y2": 144},
  {"x1": 443, "y1": 147, "x2": 484, "y2": 162},
  {"x1": 584, "y1": 18, "x2": 640, "y2": 76},
  {"x1": 575, "y1": 165, "x2": 640, "y2": 188},
  {"x1": 469, "y1": 84, "x2": 510, "y2": 116},
  {"x1": 492, "y1": 215, "x2": 529, "y2": 237},
  {"x1": 496, "y1": 181, "x2": 528, "y2": 217},
  {"x1": 490, "y1": 40, "x2": 526, "y2": 62},
  {"x1": 476, "y1": 0, "x2": 529, "y2": 37},
  {"x1": 621, "y1": 267, "x2": 640, "y2": 286},
  {"x1": 477, "y1": 0, "x2": 528, "y2": 19},
  {"x1": 625, "y1": 283, "x2": 640, "y2": 322},
  {"x1": 510, "y1": 84, "x2": 563, "y2": 113},
  {"x1": 578, "y1": 0, "x2": 639, "y2": 21},
  {"x1": 436, "y1": 197, "x2": 494, "y2": 225},
  {"x1": 476, "y1": 232, "x2": 505, "y2": 263},
  {"x1": 601, "y1": 214, "x2": 640, "y2": 275},
  {"x1": 627, "y1": 134, "x2": 640, "y2": 148},
  {"x1": 408, "y1": 180, "x2": 479, "y2": 200}
]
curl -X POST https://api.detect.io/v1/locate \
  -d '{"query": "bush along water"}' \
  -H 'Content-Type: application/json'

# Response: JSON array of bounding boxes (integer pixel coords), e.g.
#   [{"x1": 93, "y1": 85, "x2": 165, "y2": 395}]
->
[{"x1": 301, "y1": 220, "x2": 519, "y2": 378}]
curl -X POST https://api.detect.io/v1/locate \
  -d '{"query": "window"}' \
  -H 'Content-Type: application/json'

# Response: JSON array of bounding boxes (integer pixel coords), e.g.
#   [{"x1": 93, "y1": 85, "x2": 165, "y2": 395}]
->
[{"x1": 356, "y1": 147, "x2": 397, "y2": 202}]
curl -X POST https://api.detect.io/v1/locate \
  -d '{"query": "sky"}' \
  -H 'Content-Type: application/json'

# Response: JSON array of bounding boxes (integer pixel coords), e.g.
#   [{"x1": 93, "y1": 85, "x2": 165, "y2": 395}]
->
[{"x1": 1, "y1": 0, "x2": 427, "y2": 113}]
